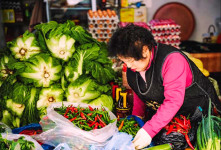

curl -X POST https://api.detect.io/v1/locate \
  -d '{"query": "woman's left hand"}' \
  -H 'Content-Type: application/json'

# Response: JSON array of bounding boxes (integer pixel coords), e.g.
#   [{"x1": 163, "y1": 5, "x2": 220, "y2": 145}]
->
[{"x1": 132, "y1": 128, "x2": 152, "y2": 149}]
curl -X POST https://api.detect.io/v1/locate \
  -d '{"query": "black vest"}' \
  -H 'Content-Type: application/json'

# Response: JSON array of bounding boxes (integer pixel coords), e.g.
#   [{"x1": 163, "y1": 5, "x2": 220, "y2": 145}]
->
[{"x1": 127, "y1": 43, "x2": 221, "y2": 117}]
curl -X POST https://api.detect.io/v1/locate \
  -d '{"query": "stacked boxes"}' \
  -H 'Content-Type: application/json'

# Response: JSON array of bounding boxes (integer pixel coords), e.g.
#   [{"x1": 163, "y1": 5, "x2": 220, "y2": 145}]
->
[
  {"x1": 87, "y1": 9, "x2": 119, "y2": 43},
  {"x1": 148, "y1": 19, "x2": 181, "y2": 48}
]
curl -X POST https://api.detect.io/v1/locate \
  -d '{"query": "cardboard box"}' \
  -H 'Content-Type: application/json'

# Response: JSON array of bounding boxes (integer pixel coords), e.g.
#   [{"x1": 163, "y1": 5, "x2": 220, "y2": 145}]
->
[
  {"x1": 120, "y1": 6, "x2": 147, "y2": 23},
  {"x1": 134, "y1": 6, "x2": 147, "y2": 22}
]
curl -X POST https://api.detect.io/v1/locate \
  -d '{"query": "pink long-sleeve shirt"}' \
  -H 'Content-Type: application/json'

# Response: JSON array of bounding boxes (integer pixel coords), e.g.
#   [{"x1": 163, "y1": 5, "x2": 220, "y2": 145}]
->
[{"x1": 132, "y1": 50, "x2": 193, "y2": 138}]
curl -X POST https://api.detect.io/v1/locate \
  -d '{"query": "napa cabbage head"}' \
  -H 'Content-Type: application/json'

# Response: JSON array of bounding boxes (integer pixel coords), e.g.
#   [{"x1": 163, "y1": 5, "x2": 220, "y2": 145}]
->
[
  {"x1": 35, "y1": 21, "x2": 76, "y2": 61},
  {"x1": 84, "y1": 42, "x2": 116, "y2": 84},
  {"x1": 0, "y1": 53, "x2": 16, "y2": 86},
  {"x1": 7, "y1": 31, "x2": 41, "y2": 60},
  {"x1": 89, "y1": 94, "x2": 113, "y2": 111},
  {"x1": 37, "y1": 85, "x2": 64, "y2": 118},
  {"x1": 20, "y1": 53, "x2": 62, "y2": 87},
  {"x1": 0, "y1": 82, "x2": 29, "y2": 128},
  {"x1": 64, "y1": 43, "x2": 100, "y2": 82}
]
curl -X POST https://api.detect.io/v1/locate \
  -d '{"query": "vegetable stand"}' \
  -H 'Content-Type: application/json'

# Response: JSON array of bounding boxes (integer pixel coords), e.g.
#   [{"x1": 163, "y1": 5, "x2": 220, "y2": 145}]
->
[{"x1": 0, "y1": 19, "x2": 221, "y2": 150}]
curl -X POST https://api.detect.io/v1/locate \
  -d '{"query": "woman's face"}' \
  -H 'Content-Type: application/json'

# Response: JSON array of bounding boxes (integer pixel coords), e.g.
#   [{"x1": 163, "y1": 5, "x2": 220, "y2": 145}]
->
[{"x1": 118, "y1": 46, "x2": 151, "y2": 72}]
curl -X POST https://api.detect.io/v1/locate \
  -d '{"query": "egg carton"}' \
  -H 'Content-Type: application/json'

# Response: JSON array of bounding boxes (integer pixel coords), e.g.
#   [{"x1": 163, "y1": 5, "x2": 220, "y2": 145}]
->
[
  {"x1": 87, "y1": 9, "x2": 119, "y2": 21},
  {"x1": 149, "y1": 24, "x2": 181, "y2": 31},
  {"x1": 152, "y1": 31, "x2": 181, "y2": 36},
  {"x1": 154, "y1": 35, "x2": 181, "y2": 41},
  {"x1": 88, "y1": 22, "x2": 118, "y2": 30}
]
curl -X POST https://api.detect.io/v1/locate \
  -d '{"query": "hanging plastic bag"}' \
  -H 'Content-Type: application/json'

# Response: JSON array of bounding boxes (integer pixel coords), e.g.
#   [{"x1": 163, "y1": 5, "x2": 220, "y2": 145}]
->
[
  {"x1": 1, "y1": 133, "x2": 43, "y2": 150},
  {"x1": 33, "y1": 102, "x2": 118, "y2": 149}
]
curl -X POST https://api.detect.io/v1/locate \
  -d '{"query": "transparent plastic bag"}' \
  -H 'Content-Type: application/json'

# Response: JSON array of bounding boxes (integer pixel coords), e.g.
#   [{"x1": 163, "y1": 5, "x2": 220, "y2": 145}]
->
[
  {"x1": 33, "y1": 102, "x2": 118, "y2": 149},
  {"x1": 1, "y1": 133, "x2": 43, "y2": 150},
  {"x1": 103, "y1": 132, "x2": 135, "y2": 150},
  {"x1": 0, "y1": 122, "x2": 12, "y2": 133}
]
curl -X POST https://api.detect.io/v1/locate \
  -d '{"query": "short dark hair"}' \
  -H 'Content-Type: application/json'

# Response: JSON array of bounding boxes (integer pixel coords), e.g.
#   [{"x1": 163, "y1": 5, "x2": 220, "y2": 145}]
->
[{"x1": 108, "y1": 24, "x2": 155, "y2": 60}]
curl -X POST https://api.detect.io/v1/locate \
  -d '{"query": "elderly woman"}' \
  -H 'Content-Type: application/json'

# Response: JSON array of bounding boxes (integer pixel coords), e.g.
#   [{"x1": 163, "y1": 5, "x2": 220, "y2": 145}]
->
[{"x1": 108, "y1": 24, "x2": 221, "y2": 149}]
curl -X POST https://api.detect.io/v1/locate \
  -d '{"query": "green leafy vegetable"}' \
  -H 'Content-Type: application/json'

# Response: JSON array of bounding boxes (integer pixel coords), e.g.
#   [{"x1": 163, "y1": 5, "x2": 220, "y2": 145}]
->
[
  {"x1": 37, "y1": 85, "x2": 64, "y2": 118},
  {"x1": 66, "y1": 75, "x2": 102, "y2": 103},
  {"x1": 0, "y1": 20, "x2": 116, "y2": 128},
  {"x1": 35, "y1": 20, "x2": 76, "y2": 61},
  {"x1": 7, "y1": 31, "x2": 41, "y2": 61},
  {"x1": 20, "y1": 54, "x2": 62, "y2": 87},
  {"x1": 89, "y1": 94, "x2": 113, "y2": 111},
  {"x1": 0, "y1": 52, "x2": 17, "y2": 86},
  {"x1": 64, "y1": 43, "x2": 100, "y2": 82},
  {"x1": 0, "y1": 134, "x2": 35, "y2": 150}
]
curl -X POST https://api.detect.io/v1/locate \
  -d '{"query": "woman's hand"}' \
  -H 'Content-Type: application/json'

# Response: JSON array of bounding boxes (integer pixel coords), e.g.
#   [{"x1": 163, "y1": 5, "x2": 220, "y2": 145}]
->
[{"x1": 132, "y1": 128, "x2": 152, "y2": 149}]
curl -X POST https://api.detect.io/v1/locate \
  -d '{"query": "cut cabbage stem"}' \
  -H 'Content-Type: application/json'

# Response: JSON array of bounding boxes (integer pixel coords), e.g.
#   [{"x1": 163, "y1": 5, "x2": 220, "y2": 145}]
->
[
  {"x1": 74, "y1": 93, "x2": 79, "y2": 98},
  {"x1": 1, "y1": 69, "x2": 13, "y2": 77},
  {"x1": 44, "y1": 72, "x2": 50, "y2": 78},
  {"x1": 48, "y1": 97, "x2": 55, "y2": 102},
  {"x1": 1, "y1": 69, "x2": 7, "y2": 74},
  {"x1": 59, "y1": 50, "x2": 65, "y2": 55},
  {"x1": 43, "y1": 66, "x2": 50, "y2": 79},
  {"x1": 15, "y1": 104, "x2": 24, "y2": 108},
  {"x1": 19, "y1": 48, "x2": 27, "y2": 56}
]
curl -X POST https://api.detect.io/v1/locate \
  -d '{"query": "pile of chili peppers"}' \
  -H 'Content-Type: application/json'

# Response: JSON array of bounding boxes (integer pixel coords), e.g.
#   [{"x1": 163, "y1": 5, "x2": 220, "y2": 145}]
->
[
  {"x1": 54, "y1": 105, "x2": 115, "y2": 131},
  {"x1": 164, "y1": 115, "x2": 194, "y2": 149},
  {"x1": 117, "y1": 117, "x2": 140, "y2": 137}
]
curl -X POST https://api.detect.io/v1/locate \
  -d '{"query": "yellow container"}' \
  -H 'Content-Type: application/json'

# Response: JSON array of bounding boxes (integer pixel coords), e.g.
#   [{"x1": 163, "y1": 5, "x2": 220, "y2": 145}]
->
[
  {"x1": 120, "y1": 8, "x2": 134, "y2": 22},
  {"x1": 3, "y1": 9, "x2": 15, "y2": 23}
]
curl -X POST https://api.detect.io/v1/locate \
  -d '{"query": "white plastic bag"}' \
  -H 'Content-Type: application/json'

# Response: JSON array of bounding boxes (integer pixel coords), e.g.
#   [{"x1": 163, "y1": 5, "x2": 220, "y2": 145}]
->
[
  {"x1": 0, "y1": 122, "x2": 12, "y2": 133},
  {"x1": 33, "y1": 102, "x2": 118, "y2": 149},
  {"x1": 1, "y1": 133, "x2": 43, "y2": 150}
]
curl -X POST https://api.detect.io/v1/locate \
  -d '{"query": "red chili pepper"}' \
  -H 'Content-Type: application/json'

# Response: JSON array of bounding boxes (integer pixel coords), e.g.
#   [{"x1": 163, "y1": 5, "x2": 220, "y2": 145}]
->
[
  {"x1": 174, "y1": 118, "x2": 187, "y2": 129},
  {"x1": 184, "y1": 134, "x2": 194, "y2": 149},
  {"x1": 94, "y1": 116, "x2": 97, "y2": 122},
  {"x1": 183, "y1": 116, "x2": 186, "y2": 126},
  {"x1": 69, "y1": 117, "x2": 77, "y2": 122},
  {"x1": 93, "y1": 122, "x2": 99, "y2": 129},
  {"x1": 80, "y1": 112, "x2": 86, "y2": 120},
  {"x1": 117, "y1": 115, "x2": 120, "y2": 121},
  {"x1": 176, "y1": 124, "x2": 182, "y2": 132},
  {"x1": 166, "y1": 125, "x2": 174, "y2": 135},
  {"x1": 97, "y1": 114, "x2": 106, "y2": 126},
  {"x1": 87, "y1": 113, "x2": 93, "y2": 116},
  {"x1": 90, "y1": 122, "x2": 96, "y2": 127},
  {"x1": 70, "y1": 106, "x2": 77, "y2": 112},
  {"x1": 64, "y1": 106, "x2": 70, "y2": 116},
  {"x1": 88, "y1": 106, "x2": 94, "y2": 111},
  {"x1": 64, "y1": 115, "x2": 69, "y2": 118},
  {"x1": 89, "y1": 121, "x2": 96, "y2": 127},
  {"x1": 99, "y1": 122, "x2": 105, "y2": 128}
]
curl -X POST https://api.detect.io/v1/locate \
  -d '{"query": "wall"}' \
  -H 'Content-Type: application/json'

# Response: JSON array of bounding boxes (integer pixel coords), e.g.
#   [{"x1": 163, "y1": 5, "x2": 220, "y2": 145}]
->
[{"x1": 146, "y1": 0, "x2": 221, "y2": 42}]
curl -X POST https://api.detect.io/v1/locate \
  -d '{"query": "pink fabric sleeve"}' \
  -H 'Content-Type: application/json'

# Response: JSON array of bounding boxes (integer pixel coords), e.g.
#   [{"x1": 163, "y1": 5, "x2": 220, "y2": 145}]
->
[
  {"x1": 132, "y1": 91, "x2": 147, "y2": 118},
  {"x1": 142, "y1": 52, "x2": 193, "y2": 138}
]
